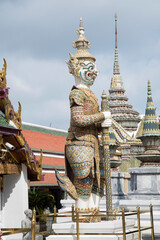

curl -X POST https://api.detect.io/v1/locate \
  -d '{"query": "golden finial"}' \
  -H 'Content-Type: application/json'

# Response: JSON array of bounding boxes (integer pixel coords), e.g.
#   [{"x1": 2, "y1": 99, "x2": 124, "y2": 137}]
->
[
  {"x1": 39, "y1": 149, "x2": 43, "y2": 168},
  {"x1": 17, "y1": 101, "x2": 22, "y2": 129},
  {"x1": 115, "y1": 12, "x2": 117, "y2": 19},
  {"x1": 0, "y1": 58, "x2": 7, "y2": 88}
]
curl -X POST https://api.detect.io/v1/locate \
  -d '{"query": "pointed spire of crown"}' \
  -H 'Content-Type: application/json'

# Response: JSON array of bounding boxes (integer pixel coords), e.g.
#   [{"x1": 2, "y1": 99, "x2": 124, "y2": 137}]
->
[
  {"x1": 72, "y1": 18, "x2": 96, "y2": 62},
  {"x1": 141, "y1": 80, "x2": 160, "y2": 137},
  {"x1": 113, "y1": 13, "x2": 120, "y2": 75}
]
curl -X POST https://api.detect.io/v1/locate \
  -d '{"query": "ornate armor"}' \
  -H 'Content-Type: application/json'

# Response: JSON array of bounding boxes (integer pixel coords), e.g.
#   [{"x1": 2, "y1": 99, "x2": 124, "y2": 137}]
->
[{"x1": 65, "y1": 86, "x2": 105, "y2": 199}]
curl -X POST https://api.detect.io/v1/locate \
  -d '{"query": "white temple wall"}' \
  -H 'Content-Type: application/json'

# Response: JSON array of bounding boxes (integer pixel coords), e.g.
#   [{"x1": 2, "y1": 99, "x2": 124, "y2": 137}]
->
[{"x1": 2, "y1": 164, "x2": 28, "y2": 228}]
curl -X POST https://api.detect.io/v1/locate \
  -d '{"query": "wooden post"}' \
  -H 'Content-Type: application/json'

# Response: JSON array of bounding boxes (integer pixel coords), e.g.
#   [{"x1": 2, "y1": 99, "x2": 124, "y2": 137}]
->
[
  {"x1": 72, "y1": 204, "x2": 75, "y2": 222},
  {"x1": 31, "y1": 208, "x2": 36, "y2": 240},
  {"x1": 76, "y1": 209, "x2": 80, "y2": 240},
  {"x1": 137, "y1": 205, "x2": 141, "y2": 240},
  {"x1": 122, "y1": 207, "x2": 126, "y2": 240},
  {"x1": 54, "y1": 205, "x2": 57, "y2": 223},
  {"x1": 150, "y1": 204, "x2": 155, "y2": 240}
]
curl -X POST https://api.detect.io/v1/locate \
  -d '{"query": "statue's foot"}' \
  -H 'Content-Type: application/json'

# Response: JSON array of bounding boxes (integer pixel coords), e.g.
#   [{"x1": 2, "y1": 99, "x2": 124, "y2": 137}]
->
[{"x1": 76, "y1": 208, "x2": 101, "y2": 223}]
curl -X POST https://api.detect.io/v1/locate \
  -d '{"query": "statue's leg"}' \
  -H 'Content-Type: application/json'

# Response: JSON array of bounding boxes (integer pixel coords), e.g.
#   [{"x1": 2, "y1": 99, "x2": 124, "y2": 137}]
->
[
  {"x1": 76, "y1": 197, "x2": 89, "y2": 209},
  {"x1": 76, "y1": 193, "x2": 100, "y2": 209},
  {"x1": 74, "y1": 176, "x2": 93, "y2": 209},
  {"x1": 89, "y1": 193, "x2": 100, "y2": 208},
  {"x1": 66, "y1": 145, "x2": 94, "y2": 205}
]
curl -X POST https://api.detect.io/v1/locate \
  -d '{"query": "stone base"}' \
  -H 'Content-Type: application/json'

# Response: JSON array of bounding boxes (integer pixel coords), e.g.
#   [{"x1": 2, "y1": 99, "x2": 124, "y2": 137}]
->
[
  {"x1": 128, "y1": 167, "x2": 160, "y2": 200},
  {"x1": 46, "y1": 220, "x2": 138, "y2": 240}
]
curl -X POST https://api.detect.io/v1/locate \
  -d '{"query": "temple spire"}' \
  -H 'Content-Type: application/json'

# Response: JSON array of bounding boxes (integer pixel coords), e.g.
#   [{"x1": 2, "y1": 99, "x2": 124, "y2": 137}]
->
[
  {"x1": 141, "y1": 80, "x2": 160, "y2": 137},
  {"x1": 108, "y1": 13, "x2": 141, "y2": 132},
  {"x1": 113, "y1": 13, "x2": 120, "y2": 75},
  {"x1": 115, "y1": 12, "x2": 117, "y2": 49}
]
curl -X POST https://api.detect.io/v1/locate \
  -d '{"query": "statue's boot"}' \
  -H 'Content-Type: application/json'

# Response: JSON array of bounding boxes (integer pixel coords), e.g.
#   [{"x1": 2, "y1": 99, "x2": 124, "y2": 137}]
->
[
  {"x1": 79, "y1": 208, "x2": 101, "y2": 223},
  {"x1": 55, "y1": 170, "x2": 78, "y2": 200}
]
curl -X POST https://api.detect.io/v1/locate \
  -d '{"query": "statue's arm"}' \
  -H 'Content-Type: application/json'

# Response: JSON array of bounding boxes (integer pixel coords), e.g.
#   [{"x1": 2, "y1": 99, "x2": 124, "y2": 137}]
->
[{"x1": 71, "y1": 105, "x2": 104, "y2": 127}]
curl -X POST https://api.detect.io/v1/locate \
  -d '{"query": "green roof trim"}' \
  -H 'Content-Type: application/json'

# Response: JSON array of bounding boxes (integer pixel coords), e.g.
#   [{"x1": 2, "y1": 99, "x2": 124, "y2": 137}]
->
[
  {"x1": 32, "y1": 148, "x2": 64, "y2": 155},
  {"x1": 30, "y1": 183, "x2": 58, "y2": 187},
  {"x1": 42, "y1": 164, "x2": 65, "y2": 169},
  {"x1": 0, "y1": 114, "x2": 15, "y2": 128},
  {"x1": 22, "y1": 123, "x2": 67, "y2": 137}
]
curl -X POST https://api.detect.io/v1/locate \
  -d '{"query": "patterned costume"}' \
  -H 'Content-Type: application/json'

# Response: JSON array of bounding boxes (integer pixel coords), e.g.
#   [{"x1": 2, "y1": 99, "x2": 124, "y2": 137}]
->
[
  {"x1": 65, "y1": 86, "x2": 105, "y2": 199},
  {"x1": 55, "y1": 20, "x2": 109, "y2": 221}
]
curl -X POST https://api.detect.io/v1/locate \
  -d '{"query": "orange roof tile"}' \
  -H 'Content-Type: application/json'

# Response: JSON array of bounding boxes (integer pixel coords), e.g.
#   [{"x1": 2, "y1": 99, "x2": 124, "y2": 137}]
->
[
  {"x1": 22, "y1": 129, "x2": 66, "y2": 152},
  {"x1": 32, "y1": 172, "x2": 58, "y2": 184},
  {"x1": 36, "y1": 156, "x2": 65, "y2": 166}
]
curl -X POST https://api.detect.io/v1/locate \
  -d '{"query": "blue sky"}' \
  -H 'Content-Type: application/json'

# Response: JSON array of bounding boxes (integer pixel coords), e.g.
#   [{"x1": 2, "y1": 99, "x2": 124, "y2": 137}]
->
[{"x1": 0, "y1": 0, "x2": 160, "y2": 130}]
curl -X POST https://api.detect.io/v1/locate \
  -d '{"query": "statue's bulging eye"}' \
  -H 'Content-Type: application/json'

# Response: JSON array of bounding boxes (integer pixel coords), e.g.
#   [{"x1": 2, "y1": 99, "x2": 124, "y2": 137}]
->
[{"x1": 89, "y1": 66, "x2": 94, "y2": 70}]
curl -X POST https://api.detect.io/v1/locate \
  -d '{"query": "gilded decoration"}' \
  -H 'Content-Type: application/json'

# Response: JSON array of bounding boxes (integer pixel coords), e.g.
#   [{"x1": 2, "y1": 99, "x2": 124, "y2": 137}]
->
[
  {"x1": 0, "y1": 59, "x2": 42, "y2": 180},
  {"x1": 0, "y1": 151, "x2": 22, "y2": 175},
  {"x1": 0, "y1": 59, "x2": 22, "y2": 129},
  {"x1": 0, "y1": 59, "x2": 7, "y2": 88},
  {"x1": 4, "y1": 99, "x2": 22, "y2": 129}
]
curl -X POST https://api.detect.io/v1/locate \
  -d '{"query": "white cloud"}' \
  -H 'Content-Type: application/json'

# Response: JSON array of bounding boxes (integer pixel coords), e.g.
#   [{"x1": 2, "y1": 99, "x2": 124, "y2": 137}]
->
[
  {"x1": 0, "y1": 0, "x2": 160, "y2": 129},
  {"x1": 4, "y1": 57, "x2": 71, "y2": 129}
]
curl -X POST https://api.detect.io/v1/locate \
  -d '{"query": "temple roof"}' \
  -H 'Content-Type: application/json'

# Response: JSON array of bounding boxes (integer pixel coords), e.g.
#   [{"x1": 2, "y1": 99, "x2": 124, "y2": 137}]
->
[
  {"x1": 0, "y1": 113, "x2": 15, "y2": 128},
  {"x1": 22, "y1": 122, "x2": 67, "y2": 188},
  {"x1": 22, "y1": 122, "x2": 67, "y2": 152}
]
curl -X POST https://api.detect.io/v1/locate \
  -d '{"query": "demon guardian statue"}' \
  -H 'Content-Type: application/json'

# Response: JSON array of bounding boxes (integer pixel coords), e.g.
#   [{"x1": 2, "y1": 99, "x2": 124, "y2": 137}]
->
[{"x1": 56, "y1": 19, "x2": 111, "y2": 222}]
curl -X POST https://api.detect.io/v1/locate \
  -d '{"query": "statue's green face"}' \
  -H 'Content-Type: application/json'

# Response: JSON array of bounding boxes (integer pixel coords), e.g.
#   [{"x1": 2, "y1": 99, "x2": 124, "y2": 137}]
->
[{"x1": 79, "y1": 61, "x2": 98, "y2": 86}]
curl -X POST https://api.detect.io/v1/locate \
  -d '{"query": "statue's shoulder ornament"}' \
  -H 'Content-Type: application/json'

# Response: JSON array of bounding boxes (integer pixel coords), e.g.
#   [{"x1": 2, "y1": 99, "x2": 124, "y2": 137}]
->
[{"x1": 69, "y1": 86, "x2": 86, "y2": 107}]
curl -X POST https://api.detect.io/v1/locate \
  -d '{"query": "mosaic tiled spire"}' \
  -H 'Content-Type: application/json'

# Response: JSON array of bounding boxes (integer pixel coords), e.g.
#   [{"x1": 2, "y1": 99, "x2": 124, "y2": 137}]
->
[
  {"x1": 136, "y1": 80, "x2": 160, "y2": 166},
  {"x1": 141, "y1": 80, "x2": 160, "y2": 137},
  {"x1": 108, "y1": 13, "x2": 140, "y2": 132},
  {"x1": 110, "y1": 13, "x2": 123, "y2": 89}
]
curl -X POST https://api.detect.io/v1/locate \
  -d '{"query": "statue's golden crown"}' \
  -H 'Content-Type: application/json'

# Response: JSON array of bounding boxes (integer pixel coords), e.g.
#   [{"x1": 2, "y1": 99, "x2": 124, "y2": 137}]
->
[{"x1": 66, "y1": 18, "x2": 96, "y2": 76}]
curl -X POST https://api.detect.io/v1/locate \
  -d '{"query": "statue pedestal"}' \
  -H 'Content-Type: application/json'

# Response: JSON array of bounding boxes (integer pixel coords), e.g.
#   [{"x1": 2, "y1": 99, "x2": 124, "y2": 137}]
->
[{"x1": 46, "y1": 220, "x2": 138, "y2": 240}]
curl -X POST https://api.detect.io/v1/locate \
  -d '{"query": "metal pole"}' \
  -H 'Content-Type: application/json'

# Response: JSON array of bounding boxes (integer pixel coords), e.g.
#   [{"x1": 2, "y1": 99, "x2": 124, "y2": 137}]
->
[
  {"x1": 76, "y1": 209, "x2": 80, "y2": 240},
  {"x1": 150, "y1": 204, "x2": 155, "y2": 240},
  {"x1": 122, "y1": 207, "x2": 126, "y2": 240},
  {"x1": 101, "y1": 91, "x2": 112, "y2": 219},
  {"x1": 54, "y1": 205, "x2": 57, "y2": 223},
  {"x1": 72, "y1": 204, "x2": 75, "y2": 222},
  {"x1": 137, "y1": 205, "x2": 141, "y2": 240},
  {"x1": 31, "y1": 208, "x2": 36, "y2": 240}
]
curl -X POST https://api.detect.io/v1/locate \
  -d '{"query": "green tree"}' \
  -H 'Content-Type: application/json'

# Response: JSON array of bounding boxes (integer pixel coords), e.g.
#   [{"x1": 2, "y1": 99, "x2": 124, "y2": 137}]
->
[{"x1": 29, "y1": 188, "x2": 55, "y2": 215}]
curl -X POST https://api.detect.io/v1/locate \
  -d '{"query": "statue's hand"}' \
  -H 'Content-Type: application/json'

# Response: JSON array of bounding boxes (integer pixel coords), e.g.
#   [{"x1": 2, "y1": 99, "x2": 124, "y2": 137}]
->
[
  {"x1": 101, "y1": 111, "x2": 112, "y2": 128},
  {"x1": 103, "y1": 111, "x2": 111, "y2": 119}
]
